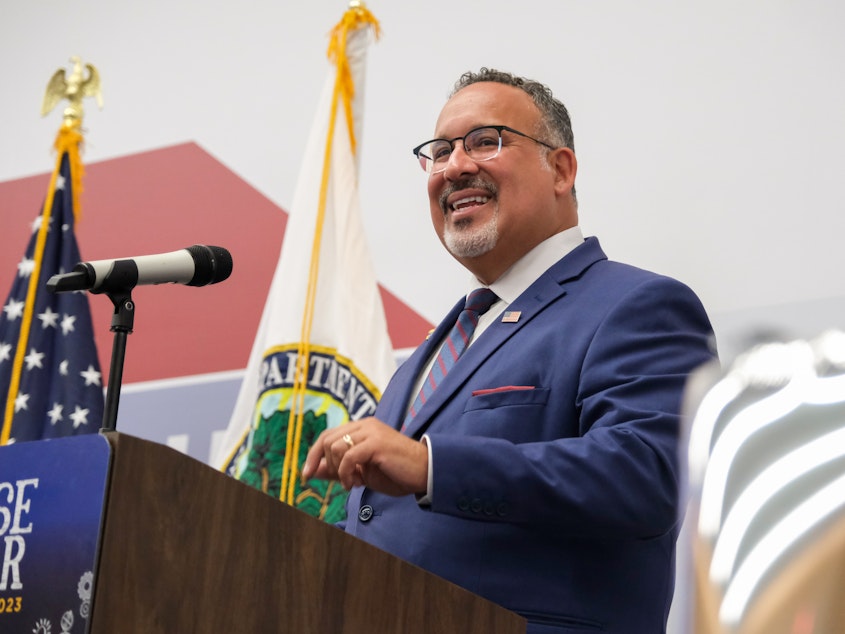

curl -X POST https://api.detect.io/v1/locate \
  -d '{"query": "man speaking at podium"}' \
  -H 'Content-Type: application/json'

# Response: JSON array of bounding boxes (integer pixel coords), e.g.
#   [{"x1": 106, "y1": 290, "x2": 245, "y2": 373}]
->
[{"x1": 303, "y1": 68, "x2": 716, "y2": 634}]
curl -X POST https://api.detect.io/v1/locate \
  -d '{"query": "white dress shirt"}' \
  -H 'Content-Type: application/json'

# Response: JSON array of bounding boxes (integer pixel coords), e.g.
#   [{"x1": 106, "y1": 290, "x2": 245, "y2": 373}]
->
[{"x1": 416, "y1": 226, "x2": 585, "y2": 503}]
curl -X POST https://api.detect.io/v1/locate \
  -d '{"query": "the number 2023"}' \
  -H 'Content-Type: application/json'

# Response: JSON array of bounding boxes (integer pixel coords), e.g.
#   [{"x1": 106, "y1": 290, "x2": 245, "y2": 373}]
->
[{"x1": 0, "y1": 596, "x2": 22, "y2": 613}]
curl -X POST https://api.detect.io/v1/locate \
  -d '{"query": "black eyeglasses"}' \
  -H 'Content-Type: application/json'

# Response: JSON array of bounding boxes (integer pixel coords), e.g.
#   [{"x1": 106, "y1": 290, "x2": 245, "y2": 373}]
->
[{"x1": 412, "y1": 125, "x2": 557, "y2": 174}]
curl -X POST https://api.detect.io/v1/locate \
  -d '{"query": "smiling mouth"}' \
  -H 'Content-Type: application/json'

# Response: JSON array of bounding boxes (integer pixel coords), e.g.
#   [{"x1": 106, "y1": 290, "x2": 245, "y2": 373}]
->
[
  {"x1": 440, "y1": 177, "x2": 497, "y2": 215},
  {"x1": 450, "y1": 195, "x2": 490, "y2": 212}
]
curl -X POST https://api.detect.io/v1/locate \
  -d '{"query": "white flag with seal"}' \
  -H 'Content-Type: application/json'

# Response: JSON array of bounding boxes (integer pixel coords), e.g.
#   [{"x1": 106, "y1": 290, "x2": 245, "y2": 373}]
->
[{"x1": 215, "y1": 4, "x2": 394, "y2": 523}]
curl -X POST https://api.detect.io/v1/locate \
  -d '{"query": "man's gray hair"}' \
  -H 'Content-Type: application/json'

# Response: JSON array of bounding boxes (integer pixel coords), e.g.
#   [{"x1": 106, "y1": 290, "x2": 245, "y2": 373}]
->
[{"x1": 451, "y1": 68, "x2": 575, "y2": 153}]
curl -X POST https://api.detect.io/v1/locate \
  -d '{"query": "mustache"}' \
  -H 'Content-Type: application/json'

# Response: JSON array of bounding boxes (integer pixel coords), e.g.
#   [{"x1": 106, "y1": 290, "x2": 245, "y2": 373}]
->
[{"x1": 439, "y1": 177, "x2": 498, "y2": 213}]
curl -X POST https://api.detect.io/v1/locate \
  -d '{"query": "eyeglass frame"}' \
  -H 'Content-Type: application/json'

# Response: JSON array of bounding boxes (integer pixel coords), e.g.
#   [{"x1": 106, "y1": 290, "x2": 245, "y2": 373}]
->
[{"x1": 412, "y1": 125, "x2": 558, "y2": 174}]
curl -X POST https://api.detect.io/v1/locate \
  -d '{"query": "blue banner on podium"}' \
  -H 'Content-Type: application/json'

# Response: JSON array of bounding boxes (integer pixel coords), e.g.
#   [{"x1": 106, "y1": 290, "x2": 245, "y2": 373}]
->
[{"x1": 0, "y1": 434, "x2": 110, "y2": 634}]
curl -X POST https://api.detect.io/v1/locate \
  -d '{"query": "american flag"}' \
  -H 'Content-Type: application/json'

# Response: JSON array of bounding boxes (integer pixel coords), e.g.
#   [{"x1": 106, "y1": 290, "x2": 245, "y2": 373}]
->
[{"x1": 0, "y1": 150, "x2": 104, "y2": 444}]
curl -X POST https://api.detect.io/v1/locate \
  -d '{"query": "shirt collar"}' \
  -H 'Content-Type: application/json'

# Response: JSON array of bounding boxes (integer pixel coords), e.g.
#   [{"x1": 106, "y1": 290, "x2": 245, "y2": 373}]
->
[{"x1": 467, "y1": 226, "x2": 585, "y2": 305}]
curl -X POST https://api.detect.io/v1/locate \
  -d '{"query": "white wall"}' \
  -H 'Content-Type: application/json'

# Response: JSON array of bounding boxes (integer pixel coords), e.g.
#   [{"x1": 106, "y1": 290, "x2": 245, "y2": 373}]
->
[{"x1": 3, "y1": 1, "x2": 844, "y2": 350}]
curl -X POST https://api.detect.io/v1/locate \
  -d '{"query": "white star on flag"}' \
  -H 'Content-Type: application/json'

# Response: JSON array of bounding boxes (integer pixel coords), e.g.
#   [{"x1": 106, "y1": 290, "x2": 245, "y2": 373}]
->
[
  {"x1": 69, "y1": 405, "x2": 89, "y2": 428},
  {"x1": 60, "y1": 313, "x2": 76, "y2": 335},
  {"x1": 38, "y1": 307, "x2": 60, "y2": 329},
  {"x1": 0, "y1": 343, "x2": 11, "y2": 362},
  {"x1": 17, "y1": 257, "x2": 35, "y2": 278},
  {"x1": 80, "y1": 365, "x2": 102, "y2": 386},
  {"x1": 4, "y1": 299, "x2": 25, "y2": 321},
  {"x1": 48, "y1": 403, "x2": 63, "y2": 424},
  {"x1": 14, "y1": 393, "x2": 29, "y2": 412},
  {"x1": 24, "y1": 348, "x2": 45, "y2": 370}
]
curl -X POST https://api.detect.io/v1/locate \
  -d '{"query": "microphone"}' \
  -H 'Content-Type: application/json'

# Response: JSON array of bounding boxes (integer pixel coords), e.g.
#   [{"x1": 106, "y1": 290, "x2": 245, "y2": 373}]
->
[{"x1": 47, "y1": 245, "x2": 233, "y2": 293}]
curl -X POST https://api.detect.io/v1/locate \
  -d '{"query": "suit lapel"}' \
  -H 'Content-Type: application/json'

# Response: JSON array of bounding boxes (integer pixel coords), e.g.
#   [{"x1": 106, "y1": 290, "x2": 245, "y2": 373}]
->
[
  {"x1": 401, "y1": 275, "x2": 567, "y2": 439},
  {"x1": 401, "y1": 236, "x2": 609, "y2": 439}
]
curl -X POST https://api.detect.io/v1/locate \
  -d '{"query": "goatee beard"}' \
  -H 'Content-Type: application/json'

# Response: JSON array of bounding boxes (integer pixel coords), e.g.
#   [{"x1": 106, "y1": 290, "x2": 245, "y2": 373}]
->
[
  {"x1": 440, "y1": 177, "x2": 499, "y2": 258},
  {"x1": 444, "y1": 208, "x2": 499, "y2": 258}
]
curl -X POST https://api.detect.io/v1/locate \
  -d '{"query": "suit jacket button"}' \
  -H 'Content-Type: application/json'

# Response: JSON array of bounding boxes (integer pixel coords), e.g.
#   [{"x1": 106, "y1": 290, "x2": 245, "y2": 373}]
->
[
  {"x1": 457, "y1": 496, "x2": 470, "y2": 511},
  {"x1": 470, "y1": 499, "x2": 483, "y2": 514},
  {"x1": 496, "y1": 502, "x2": 509, "y2": 517},
  {"x1": 358, "y1": 504, "x2": 374, "y2": 522}
]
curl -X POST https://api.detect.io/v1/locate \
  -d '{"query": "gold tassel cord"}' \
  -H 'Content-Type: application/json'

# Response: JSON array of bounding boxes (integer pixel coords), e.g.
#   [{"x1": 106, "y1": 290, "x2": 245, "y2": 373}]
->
[
  {"x1": 326, "y1": 3, "x2": 381, "y2": 155},
  {"x1": 58, "y1": 122, "x2": 86, "y2": 222},
  {"x1": 1, "y1": 122, "x2": 85, "y2": 444},
  {"x1": 280, "y1": 5, "x2": 380, "y2": 504}
]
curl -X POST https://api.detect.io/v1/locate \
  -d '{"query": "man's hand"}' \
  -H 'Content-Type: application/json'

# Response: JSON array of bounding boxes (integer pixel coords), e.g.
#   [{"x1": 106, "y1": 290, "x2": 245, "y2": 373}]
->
[{"x1": 302, "y1": 417, "x2": 428, "y2": 497}]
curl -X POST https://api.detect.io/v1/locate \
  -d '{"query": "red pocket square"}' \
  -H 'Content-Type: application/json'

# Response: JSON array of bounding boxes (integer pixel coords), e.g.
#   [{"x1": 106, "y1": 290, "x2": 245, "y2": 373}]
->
[{"x1": 471, "y1": 385, "x2": 535, "y2": 396}]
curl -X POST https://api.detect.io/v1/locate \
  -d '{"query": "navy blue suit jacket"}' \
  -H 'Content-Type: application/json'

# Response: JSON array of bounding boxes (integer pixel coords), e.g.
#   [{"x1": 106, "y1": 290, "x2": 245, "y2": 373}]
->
[{"x1": 343, "y1": 237, "x2": 716, "y2": 633}]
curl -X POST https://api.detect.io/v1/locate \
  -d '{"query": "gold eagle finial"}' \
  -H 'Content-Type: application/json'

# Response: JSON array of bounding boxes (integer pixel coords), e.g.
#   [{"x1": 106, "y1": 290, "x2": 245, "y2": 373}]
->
[{"x1": 41, "y1": 56, "x2": 103, "y2": 126}]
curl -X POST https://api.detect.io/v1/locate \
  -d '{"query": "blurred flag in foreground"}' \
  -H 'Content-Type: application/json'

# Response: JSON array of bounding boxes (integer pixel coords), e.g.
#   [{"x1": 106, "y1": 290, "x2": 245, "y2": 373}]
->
[{"x1": 216, "y1": 3, "x2": 395, "y2": 522}]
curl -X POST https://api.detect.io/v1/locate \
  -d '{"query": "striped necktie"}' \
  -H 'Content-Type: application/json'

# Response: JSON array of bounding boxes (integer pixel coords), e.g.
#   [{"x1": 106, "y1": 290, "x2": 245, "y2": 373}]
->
[{"x1": 404, "y1": 287, "x2": 499, "y2": 427}]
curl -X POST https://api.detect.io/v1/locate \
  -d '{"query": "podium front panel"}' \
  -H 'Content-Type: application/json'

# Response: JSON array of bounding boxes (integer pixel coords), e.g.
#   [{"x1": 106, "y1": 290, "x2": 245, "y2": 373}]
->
[{"x1": 0, "y1": 434, "x2": 111, "y2": 634}]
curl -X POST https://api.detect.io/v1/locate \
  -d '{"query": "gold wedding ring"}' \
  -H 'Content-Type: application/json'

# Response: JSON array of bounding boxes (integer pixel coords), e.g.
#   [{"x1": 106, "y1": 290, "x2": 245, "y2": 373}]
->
[{"x1": 342, "y1": 433, "x2": 354, "y2": 448}]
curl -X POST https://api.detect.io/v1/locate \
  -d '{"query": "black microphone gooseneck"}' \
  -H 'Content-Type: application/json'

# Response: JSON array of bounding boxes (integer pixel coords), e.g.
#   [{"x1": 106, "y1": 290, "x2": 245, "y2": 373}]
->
[{"x1": 99, "y1": 264, "x2": 136, "y2": 432}]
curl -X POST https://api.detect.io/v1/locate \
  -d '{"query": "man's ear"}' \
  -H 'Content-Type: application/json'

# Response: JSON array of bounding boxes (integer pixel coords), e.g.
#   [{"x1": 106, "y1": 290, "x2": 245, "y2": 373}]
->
[{"x1": 551, "y1": 147, "x2": 577, "y2": 196}]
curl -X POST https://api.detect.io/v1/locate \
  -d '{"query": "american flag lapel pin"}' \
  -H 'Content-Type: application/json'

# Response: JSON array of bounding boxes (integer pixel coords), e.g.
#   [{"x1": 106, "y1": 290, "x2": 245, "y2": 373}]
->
[{"x1": 501, "y1": 311, "x2": 521, "y2": 323}]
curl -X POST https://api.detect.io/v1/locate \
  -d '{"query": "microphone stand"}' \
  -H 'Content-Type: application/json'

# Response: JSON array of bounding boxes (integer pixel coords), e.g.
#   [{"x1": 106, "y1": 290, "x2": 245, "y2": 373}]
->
[{"x1": 98, "y1": 275, "x2": 136, "y2": 432}]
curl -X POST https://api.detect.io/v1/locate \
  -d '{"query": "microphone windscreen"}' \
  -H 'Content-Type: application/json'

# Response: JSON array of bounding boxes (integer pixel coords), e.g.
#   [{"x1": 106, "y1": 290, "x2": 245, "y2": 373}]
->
[{"x1": 186, "y1": 245, "x2": 233, "y2": 286}]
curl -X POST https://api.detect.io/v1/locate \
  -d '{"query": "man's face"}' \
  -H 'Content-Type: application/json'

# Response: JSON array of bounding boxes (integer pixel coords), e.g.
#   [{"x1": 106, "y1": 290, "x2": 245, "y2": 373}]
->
[{"x1": 426, "y1": 82, "x2": 573, "y2": 283}]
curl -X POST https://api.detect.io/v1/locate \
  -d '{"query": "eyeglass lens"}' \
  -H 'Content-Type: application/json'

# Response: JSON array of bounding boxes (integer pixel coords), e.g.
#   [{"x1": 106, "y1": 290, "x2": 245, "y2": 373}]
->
[{"x1": 419, "y1": 127, "x2": 503, "y2": 173}]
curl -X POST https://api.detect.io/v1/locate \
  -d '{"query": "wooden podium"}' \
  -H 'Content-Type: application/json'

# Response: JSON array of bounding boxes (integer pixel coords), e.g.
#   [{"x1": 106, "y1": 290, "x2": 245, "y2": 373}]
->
[{"x1": 89, "y1": 433, "x2": 525, "y2": 633}]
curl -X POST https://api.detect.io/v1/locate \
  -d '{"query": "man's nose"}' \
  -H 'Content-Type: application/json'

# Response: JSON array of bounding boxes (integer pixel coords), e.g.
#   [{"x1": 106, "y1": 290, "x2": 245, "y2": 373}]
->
[{"x1": 441, "y1": 144, "x2": 478, "y2": 180}]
